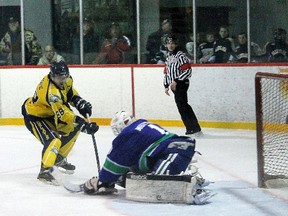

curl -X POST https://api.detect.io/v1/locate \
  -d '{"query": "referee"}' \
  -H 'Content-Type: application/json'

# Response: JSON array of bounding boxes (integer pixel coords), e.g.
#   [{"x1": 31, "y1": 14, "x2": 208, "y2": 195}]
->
[{"x1": 163, "y1": 34, "x2": 202, "y2": 137}]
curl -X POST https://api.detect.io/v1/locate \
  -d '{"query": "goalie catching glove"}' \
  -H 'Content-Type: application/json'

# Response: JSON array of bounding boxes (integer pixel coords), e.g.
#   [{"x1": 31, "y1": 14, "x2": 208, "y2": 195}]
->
[
  {"x1": 84, "y1": 176, "x2": 117, "y2": 195},
  {"x1": 75, "y1": 116, "x2": 99, "y2": 134},
  {"x1": 72, "y1": 95, "x2": 92, "y2": 117}
]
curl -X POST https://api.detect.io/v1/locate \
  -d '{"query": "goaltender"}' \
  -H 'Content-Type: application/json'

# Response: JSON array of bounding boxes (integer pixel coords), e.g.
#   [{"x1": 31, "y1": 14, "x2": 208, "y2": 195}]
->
[
  {"x1": 21, "y1": 61, "x2": 99, "y2": 184},
  {"x1": 82, "y1": 111, "x2": 214, "y2": 204}
]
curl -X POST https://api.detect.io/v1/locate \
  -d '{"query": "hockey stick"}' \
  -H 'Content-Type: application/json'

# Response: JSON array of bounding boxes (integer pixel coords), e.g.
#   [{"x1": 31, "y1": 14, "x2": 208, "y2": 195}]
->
[
  {"x1": 87, "y1": 114, "x2": 101, "y2": 173},
  {"x1": 49, "y1": 166, "x2": 83, "y2": 192}
]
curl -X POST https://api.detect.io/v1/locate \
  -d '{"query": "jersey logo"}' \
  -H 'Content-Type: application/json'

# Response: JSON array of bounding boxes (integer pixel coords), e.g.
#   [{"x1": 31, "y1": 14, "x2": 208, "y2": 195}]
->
[
  {"x1": 49, "y1": 94, "x2": 62, "y2": 103},
  {"x1": 168, "y1": 141, "x2": 195, "y2": 150}
]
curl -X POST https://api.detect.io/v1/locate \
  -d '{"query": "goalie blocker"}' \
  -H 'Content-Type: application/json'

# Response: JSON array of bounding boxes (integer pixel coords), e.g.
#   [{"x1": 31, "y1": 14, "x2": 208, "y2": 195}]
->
[{"x1": 125, "y1": 172, "x2": 214, "y2": 205}]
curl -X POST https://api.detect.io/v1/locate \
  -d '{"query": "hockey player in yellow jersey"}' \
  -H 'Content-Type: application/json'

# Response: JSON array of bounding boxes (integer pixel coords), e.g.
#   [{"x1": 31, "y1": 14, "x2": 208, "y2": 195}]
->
[{"x1": 21, "y1": 61, "x2": 99, "y2": 185}]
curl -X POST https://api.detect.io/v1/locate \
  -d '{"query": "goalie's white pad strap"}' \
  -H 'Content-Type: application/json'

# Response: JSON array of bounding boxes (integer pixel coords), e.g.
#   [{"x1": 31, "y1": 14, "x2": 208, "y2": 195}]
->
[{"x1": 125, "y1": 173, "x2": 197, "y2": 204}]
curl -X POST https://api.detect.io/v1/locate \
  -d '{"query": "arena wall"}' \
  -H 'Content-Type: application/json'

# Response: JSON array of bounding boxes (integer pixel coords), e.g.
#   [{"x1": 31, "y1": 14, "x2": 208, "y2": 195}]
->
[{"x1": 0, "y1": 64, "x2": 285, "y2": 129}]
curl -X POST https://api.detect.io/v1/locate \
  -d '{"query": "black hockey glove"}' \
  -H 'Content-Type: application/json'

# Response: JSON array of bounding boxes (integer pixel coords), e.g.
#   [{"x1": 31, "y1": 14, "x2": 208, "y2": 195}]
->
[
  {"x1": 73, "y1": 96, "x2": 92, "y2": 117},
  {"x1": 84, "y1": 176, "x2": 116, "y2": 195},
  {"x1": 75, "y1": 116, "x2": 99, "y2": 134}
]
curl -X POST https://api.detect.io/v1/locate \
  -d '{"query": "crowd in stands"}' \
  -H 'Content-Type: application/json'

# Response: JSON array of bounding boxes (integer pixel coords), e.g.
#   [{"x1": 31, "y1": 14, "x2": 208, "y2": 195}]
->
[
  {"x1": 0, "y1": 15, "x2": 132, "y2": 66},
  {"x1": 145, "y1": 20, "x2": 288, "y2": 64},
  {"x1": 1, "y1": 15, "x2": 288, "y2": 65}
]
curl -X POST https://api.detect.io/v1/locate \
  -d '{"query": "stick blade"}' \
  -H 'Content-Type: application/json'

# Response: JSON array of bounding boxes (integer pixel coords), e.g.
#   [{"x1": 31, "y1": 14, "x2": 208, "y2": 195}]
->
[
  {"x1": 49, "y1": 166, "x2": 117, "y2": 194},
  {"x1": 63, "y1": 182, "x2": 85, "y2": 193},
  {"x1": 49, "y1": 166, "x2": 84, "y2": 193}
]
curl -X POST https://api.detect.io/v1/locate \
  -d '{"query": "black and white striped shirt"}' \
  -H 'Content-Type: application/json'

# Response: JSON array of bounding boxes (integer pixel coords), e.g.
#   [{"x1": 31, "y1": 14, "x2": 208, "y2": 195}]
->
[{"x1": 163, "y1": 50, "x2": 192, "y2": 88}]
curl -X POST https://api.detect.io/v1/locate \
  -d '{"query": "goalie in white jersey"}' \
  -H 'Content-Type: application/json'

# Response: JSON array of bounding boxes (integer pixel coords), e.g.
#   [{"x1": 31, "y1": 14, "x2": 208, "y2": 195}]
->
[{"x1": 83, "y1": 111, "x2": 214, "y2": 204}]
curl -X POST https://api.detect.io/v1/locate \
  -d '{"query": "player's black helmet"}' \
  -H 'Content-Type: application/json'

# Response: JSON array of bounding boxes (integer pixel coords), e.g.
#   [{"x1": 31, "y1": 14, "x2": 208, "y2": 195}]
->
[{"x1": 50, "y1": 61, "x2": 69, "y2": 77}]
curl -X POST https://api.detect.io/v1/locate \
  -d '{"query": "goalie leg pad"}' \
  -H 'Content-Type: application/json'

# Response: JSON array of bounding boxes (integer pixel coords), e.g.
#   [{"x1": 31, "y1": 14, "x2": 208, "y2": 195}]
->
[
  {"x1": 153, "y1": 146, "x2": 195, "y2": 175},
  {"x1": 125, "y1": 173, "x2": 215, "y2": 204}
]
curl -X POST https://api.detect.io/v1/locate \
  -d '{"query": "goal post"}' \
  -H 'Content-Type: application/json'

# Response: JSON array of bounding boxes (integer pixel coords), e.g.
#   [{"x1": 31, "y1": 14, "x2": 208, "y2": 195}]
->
[{"x1": 255, "y1": 72, "x2": 288, "y2": 188}]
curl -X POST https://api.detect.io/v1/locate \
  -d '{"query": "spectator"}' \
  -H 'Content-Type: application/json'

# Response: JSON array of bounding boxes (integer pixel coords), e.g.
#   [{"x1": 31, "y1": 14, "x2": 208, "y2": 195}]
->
[
  {"x1": 264, "y1": 28, "x2": 288, "y2": 62},
  {"x1": 146, "y1": 19, "x2": 172, "y2": 63},
  {"x1": 0, "y1": 17, "x2": 41, "y2": 65},
  {"x1": 25, "y1": 29, "x2": 42, "y2": 65},
  {"x1": 183, "y1": 7, "x2": 193, "y2": 40},
  {"x1": 185, "y1": 41, "x2": 195, "y2": 63},
  {"x1": 234, "y1": 32, "x2": 264, "y2": 63},
  {"x1": 0, "y1": 17, "x2": 22, "y2": 65},
  {"x1": 184, "y1": 32, "x2": 198, "y2": 62},
  {"x1": 94, "y1": 22, "x2": 132, "y2": 64},
  {"x1": 163, "y1": 34, "x2": 202, "y2": 137},
  {"x1": 198, "y1": 32, "x2": 215, "y2": 63},
  {"x1": 72, "y1": 17, "x2": 100, "y2": 63},
  {"x1": 38, "y1": 45, "x2": 65, "y2": 65},
  {"x1": 28, "y1": 39, "x2": 42, "y2": 65},
  {"x1": 54, "y1": 10, "x2": 79, "y2": 52},
  {"x1": 210, "y1": 26, "x2": 235, "y2": 63}
]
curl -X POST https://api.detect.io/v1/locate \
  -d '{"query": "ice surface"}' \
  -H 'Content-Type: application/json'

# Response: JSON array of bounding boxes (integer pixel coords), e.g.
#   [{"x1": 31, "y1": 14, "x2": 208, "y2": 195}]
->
[{"x1": 0, "y1": 126, "x2": 287, "y2": 216}]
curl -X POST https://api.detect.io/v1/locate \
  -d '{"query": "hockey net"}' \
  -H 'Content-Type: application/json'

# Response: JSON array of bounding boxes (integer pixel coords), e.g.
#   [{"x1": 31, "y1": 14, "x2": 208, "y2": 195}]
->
[{"x1": 255, "y1": 72, "x2": 288, "y2": 188}]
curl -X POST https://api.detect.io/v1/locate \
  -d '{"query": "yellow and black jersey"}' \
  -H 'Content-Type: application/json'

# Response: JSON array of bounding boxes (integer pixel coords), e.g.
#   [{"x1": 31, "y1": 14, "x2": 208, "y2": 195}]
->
[{"x1": 23, "y1": 74, "x2": 79, "y2": 134}]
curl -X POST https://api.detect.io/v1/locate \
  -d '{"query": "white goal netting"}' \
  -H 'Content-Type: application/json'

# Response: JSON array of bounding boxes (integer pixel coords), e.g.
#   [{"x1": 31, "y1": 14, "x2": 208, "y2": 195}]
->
[{"x1": 255, "y1": 72, "x2": 288, "y2": 188}]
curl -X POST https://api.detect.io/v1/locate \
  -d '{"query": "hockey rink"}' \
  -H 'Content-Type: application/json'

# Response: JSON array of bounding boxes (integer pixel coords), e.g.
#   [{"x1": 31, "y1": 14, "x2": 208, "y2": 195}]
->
[{"x1": 1, "y1": 125, "x2": 288, "y2": 216}]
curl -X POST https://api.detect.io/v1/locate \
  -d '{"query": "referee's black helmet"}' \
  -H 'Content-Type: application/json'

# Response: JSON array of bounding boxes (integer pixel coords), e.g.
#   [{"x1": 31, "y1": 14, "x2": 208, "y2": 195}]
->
[{"x1": 165, "y1": 33, "x2": 178, "y2": 44}]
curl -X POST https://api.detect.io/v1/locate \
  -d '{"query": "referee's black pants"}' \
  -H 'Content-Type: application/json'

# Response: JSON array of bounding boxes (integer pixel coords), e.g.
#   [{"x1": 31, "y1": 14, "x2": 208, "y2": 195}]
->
[{"x1": 173, "y1": 79, "x2": 201, "y2": 133}]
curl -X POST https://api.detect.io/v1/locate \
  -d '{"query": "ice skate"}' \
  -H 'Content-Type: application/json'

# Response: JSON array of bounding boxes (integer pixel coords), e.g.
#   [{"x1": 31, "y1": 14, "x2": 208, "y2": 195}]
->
[
  {"x1": 193, "y1": 189, "x2": 216, "y2": 205},
  {"x1": 55, "y1": 154, "x2": 75, "y2": 174},
  {"x1": 185, "y1": 130, "x2": 204, "y2": 138},
  {"x1": 37, "y1": 167, "x2": 59, "y2": 186}
]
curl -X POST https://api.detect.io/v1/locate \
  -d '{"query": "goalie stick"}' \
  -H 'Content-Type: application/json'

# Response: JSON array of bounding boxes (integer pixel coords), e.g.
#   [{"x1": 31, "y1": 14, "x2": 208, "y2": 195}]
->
[{"x1": 49, "y1": 166, "x2": 117, "y2": 194}]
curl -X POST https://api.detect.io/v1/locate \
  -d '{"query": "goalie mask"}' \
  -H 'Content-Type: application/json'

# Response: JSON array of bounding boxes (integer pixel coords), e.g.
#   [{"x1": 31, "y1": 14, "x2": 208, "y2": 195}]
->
[{"x1": 111, "y1": 111, "x2": 135, "y2": 136}]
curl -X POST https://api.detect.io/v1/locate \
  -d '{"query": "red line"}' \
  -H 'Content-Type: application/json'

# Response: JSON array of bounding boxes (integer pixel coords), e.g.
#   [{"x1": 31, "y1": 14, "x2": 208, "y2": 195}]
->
[
  {"x1": 0, "y1": 165, "x2": 39, "y2": 174},
  {"x1": 2, "y1": 62, "x2": 288, "y2": 69}
]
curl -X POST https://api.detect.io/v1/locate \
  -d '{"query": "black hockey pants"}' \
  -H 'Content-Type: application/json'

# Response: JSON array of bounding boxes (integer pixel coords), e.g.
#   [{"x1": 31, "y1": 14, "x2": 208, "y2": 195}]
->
[{"x1": 173, "y1": 79, "x2": 201, "y2": 133}]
